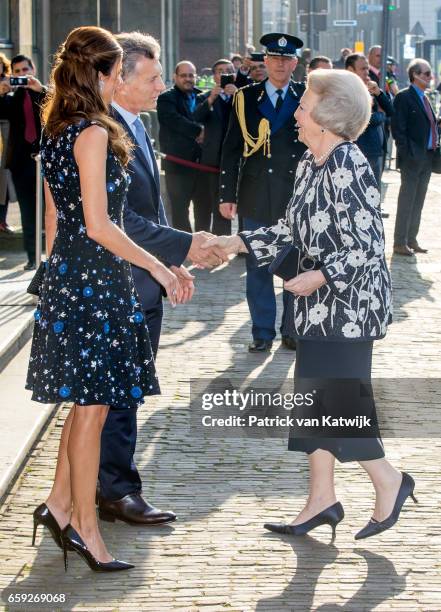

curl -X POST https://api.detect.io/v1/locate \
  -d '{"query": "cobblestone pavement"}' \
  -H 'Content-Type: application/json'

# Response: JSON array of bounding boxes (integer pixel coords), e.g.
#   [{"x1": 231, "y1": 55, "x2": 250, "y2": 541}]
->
[{"x1": 0, "y1": 169, "x2": 440, "y2": 611}]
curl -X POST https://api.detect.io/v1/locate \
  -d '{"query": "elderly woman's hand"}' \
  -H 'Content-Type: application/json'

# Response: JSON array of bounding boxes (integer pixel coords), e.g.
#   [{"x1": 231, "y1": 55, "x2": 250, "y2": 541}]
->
[
  {"x1": 284, "y1": 270, "x2": 326, "y2": 297},
  {"x1": 201, "y1": 234, "x2": 247, "y2": 257}
]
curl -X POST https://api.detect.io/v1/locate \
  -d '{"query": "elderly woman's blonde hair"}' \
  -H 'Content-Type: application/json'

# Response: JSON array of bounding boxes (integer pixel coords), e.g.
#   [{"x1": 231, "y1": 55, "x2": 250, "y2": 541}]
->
[{"x1": 307, "y1": 69, "x2": 371, "y2": 141}]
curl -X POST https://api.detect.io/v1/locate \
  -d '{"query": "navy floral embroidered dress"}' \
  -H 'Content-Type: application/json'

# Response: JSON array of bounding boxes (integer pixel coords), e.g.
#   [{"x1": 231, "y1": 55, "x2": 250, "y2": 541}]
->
[{"x1": 26, "y1": 120, "x2": 160, "y2": 407}]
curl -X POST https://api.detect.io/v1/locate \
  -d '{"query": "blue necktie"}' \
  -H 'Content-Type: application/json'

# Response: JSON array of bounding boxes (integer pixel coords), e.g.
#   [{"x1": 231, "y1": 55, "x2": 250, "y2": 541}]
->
[{"x1": 133, "y1": 117, "x2": 153, "y2": 173}]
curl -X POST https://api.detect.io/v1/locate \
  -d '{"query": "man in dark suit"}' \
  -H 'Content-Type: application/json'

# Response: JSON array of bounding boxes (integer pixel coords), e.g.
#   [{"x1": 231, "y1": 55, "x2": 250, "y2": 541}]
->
[
  {"x1": 193, "y1": 59, "x2": 237, "y2": 235},
  {"x1": 391, "y1": 58, "x2": 436, "y2": 256},
  {"x1": 0, "y1": 54, "x2": 47, "y2": 269},
  {"x1": 346, "y1": 53, "x2": 393, "y2": 186},
  {"x1": 98, "y1": 32, "x2": 224, "y2": 526},
  {"x1": 219, "y1": 33, "x2": 307, "y2": 353},
  {"x1": 157, "y1": 62, "x2": 209, "y2": 233}
]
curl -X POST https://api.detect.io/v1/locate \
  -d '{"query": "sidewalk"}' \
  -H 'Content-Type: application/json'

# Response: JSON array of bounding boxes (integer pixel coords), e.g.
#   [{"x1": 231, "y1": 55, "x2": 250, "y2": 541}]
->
[
  {"x1": 0, "y1": 203, "x2": 56, "y2": 500},
  {"x1": 0, "y1": 170, "x2": 440, "y2": 611}
]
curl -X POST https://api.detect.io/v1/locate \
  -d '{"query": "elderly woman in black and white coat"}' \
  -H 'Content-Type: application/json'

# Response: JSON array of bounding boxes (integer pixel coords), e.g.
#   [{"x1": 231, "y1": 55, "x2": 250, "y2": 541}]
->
[{"x1": 204, "y1": 69, "x2": 417, "y2": 541}]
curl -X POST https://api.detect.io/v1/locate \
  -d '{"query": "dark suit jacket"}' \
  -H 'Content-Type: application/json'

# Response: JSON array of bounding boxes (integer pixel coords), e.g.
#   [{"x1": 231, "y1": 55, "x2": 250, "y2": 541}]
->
[
  {"x1": 356, "y1": 90, "x2": 393, "y2": 158},
  {"x1": 156, "y1": 85, "x2": 203, "y2": 173},
  {"x1": 112, "y1": 108, "x2": 192, "y2": 310},
  {"x1": 0, "y1": 87, "x2": 46, "y2": 171},
  {"x1": 220, "y1": 79, "x2": 307, "y2": 225},
  {"x1": 193, "y1": 92, "x2": 233, "y2": 167},
  {"x1": 391, "y1": 85, "x2": 437, "y2": 168}
]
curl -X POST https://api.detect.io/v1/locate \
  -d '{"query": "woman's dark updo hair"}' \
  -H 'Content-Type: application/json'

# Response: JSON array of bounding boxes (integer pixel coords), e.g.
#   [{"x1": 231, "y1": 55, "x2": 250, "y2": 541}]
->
[{"x1": 42, "y1": 26, "x2": 132, "y2": 165}]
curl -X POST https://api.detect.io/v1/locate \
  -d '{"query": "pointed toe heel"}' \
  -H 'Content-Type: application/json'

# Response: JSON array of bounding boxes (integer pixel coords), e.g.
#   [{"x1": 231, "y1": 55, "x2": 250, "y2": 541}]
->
[
  {"x1": 32, "y1": 503, "x2": 65, "y2": 550},
  {"x1": 355, "y1": 471, "x2": 417, "y2": 540},
  {"x1": 62, "y1": 524, "x2": 134, "y2": 572},
  {"x1": 264, "y1": 502, "x2": 344, "y2": 538}
]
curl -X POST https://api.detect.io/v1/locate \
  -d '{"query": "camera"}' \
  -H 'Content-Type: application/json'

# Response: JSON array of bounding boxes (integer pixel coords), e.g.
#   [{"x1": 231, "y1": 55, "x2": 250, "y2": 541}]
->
[
  {"x1": 220, "y1": 74, "x2": 235, "y2": 89},
  {"x1": 10, "y1": 76, "x2": 28, "y2": 86}
]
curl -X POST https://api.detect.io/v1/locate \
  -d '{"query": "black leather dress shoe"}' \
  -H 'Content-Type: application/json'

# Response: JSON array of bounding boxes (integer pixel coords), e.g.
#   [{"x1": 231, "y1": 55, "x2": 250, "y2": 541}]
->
[
  {"x1": 24, "y1": 260, "x2": 36, "y2": 270},
  {"x1": 248, "y1": 339, "x2": 273, "y2": 353},
  {"x1": 98, "y1": 493, "x2": 177, "y2": 526},
  {"x1": 281, "y1": 336, "x2": 297, "y2": 350}
]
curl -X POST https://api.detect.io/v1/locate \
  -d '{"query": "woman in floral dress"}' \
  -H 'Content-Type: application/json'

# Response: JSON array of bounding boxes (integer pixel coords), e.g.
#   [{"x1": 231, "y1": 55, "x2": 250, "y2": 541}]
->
[
  {"x1": 27, "y1": 26, "x2": 183, "y2": 571},
  {"x1": 205, "y1": 69, "x2": 417, "y2": 541}
]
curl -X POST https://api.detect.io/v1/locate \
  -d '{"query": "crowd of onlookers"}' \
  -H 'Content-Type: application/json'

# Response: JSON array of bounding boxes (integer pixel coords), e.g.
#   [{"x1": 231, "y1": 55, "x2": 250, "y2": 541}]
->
[{"x1": 0, "y1": 43, "x2": 439, "y2": 269}]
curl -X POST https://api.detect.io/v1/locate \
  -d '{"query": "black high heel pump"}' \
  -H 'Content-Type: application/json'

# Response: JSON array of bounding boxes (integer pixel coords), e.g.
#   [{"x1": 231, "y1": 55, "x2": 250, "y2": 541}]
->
[
  {"x1": 355, "y1": 471, "x2": 417, "y2": 540},
  {"x1": 32, "y1": 503, "x2": 65, "y2": 549},
  {"x1": 61, "y1": 524, "x2": 134, "y2": 572},
  {"x1": 264, "y1": 501, "x2": 345, "y2": 539}
]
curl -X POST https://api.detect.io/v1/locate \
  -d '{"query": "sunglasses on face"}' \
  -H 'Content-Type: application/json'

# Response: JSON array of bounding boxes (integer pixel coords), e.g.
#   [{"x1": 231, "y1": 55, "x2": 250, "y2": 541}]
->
[{"x1": 420, "y1": 71, "x2": 432, "y2": 77}]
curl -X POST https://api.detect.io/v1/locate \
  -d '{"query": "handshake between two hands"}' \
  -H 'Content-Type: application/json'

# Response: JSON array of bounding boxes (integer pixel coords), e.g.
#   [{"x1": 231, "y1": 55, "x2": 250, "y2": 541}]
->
[{"x1": 160, "y1": 232, "x2": 246, "y2": 308}]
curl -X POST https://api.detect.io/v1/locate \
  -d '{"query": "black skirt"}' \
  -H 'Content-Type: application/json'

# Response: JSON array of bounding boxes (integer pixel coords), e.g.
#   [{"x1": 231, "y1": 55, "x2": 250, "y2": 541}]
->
[{"x1": 289, "y1": 339, "x2": 385, "y2": 462}]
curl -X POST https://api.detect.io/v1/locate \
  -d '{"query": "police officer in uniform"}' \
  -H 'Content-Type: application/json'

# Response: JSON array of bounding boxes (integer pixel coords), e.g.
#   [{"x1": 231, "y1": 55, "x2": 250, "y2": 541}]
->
[{"x1": 219, "y1": 33, "x2": 306, "y2": 352}]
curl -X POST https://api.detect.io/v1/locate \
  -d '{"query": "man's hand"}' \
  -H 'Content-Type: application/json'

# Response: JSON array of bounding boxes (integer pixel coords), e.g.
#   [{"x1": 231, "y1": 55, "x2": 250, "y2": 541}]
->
[
  {"x1": 224, "y1": 83, "x2": 238, "y2": 96},
  {"x1": 170, "y1": 265, "x2": 195, "y2": 303},
  {"x1": 195, "y1": 127, "x2": 205, "y2": 144},
  {"x1": 201, "y1": 234, "x2": 247, "y2": 257},
  {"x1": 367, "y1": 80, "x2": 381, "y2": 97},
  {"x1": 25, "y1": 75, "x2": 44, "y2": 93},
  {"x1": 0, "y1": 79, "x2": 11, "y2": 96},
  {"x1": 284, "y1": 270, "x2": 326, "y2": 297},
  {"x1": 187, "y1": 231, "x2": 229, "y2": 268},
  {"x1": 219, "y1": 202, "x2": 237, "y2": 220},
  {"x1": 208, "y1": 85, "x2": 222, "y2": 106}
]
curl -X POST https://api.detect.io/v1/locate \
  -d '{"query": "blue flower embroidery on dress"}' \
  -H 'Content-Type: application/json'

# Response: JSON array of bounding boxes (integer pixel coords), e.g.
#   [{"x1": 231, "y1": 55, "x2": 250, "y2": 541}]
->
[{"x1": 26, "y1": 120, "x2": 160, "y2": 407}]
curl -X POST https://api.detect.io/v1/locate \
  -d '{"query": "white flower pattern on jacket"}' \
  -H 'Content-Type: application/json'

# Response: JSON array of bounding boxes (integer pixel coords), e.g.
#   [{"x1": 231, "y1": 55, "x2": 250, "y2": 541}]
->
[{"x1": 240, "y1": 143, "x2": 393, "y2": 341}]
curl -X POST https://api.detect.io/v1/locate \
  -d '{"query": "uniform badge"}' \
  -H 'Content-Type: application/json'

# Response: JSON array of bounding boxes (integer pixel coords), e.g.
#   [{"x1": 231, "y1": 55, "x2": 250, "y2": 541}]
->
[{"x1": 278, "y1": 36, "x2": 287, "y2": 47}]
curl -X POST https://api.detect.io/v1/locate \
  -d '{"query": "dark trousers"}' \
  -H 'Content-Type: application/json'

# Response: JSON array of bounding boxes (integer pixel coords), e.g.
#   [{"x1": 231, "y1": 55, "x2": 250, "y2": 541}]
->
[
  {"x1": 0, "y1": 199, "x2": 8, "y2": 224},
  {"x1": 243, "y1": 217, "x2": 291, "y2": 341},
  {"x1": 366, "y1": 155, "x2": 384, "y2": 188},
  {"x1": 99, "y1": 301, "x2": 163, "y2": 501},
  {"x1": 165, "y1": 168, "x2": 211, "y2": 233},
  {"x1": 394, "y1": 152, "x2": 433, "y2": 247},
  {"x1": 11, "y1": 160, "x2": 36, "y2": 262},
  {"x1": 197, "y1": 172, "x2": 231, "y2": 235}
]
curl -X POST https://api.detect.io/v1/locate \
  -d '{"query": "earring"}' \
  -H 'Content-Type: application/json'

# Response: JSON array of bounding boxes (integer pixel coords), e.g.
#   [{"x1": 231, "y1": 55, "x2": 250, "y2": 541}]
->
[
  {"x1": 99, "y1": 80, "x2": 104, "y2": 92},
  {"x1": 321, "y1": 128, "x2": 326, "y2": 133}
]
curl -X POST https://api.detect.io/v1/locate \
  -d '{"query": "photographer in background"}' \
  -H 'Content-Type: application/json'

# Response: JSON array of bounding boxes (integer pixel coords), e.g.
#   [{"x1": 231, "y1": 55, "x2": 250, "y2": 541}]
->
[
  {"x1": 193, "y1": 59, "x2": 237, "y2": 234},
  {"x1": 0, "y1": 54, "x2": 47, "y2": 269},
  {"x1": 235, "y1": 53, "x2": 267, "y2": 88}
]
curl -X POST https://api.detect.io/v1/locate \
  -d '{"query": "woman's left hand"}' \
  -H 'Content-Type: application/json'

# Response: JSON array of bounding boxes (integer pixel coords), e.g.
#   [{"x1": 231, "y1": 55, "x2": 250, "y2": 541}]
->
[{"x1": 284, "y1": 270, "x2": 326, "y2": 297}]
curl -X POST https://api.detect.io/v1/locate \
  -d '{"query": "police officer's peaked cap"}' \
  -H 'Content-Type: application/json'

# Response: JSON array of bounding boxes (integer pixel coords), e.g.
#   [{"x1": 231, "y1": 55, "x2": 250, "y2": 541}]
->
[{"x1": 260, "y1": 32, "x2": 303, "y2": 58}]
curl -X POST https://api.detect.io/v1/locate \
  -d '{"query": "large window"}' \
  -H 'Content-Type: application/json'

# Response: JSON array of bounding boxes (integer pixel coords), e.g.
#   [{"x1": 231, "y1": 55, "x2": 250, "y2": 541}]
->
[
  {"x1": 0, "y1": 0, "x2": 10, "y2": 42},
  {"x1": 438, "y1": 8, "x2": 441, "y2": 39}
]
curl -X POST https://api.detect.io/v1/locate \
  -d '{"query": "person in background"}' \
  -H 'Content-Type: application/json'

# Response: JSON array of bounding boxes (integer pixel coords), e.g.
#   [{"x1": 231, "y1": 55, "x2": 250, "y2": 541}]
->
[
  {"x1": 235, "y1": 53, "x2": 267, "y2": 88},
  {"x1": 345, "y1": 53, "x2": 393, "y2": 188},
  {"x1": 231, "y1": 54, "x2": 243, "y2": 72},
  {"x1": 308, "y1": 56, "x2": 333, "y2": 73},
  {"x1": 194, "y1": 59, "x2": 237, "y2": 235},
  {"x1": 219, "y1": 32, "x2": 307, "y2": 353},
  {"x1": 392, "y1": 58, "x2": 436, "y2": 256},
  {"x1": 293, "y1": 48, "x2": 311, "y2": 82},
  {"x1": 0, "y1": 52, "x2": 13, "y2": 234},
  {"x1": 368, "y1": 45, "x2": 382, "y2": 85},
  {"x1": 0, "y1": 54, "x2": 47, "y2": 268},
  {"x1": 157, "y1": 61, "x2": 208, "y2": 232},
  {"x1": 333, "y1": 47, "x2": 352, "y2": 69}
]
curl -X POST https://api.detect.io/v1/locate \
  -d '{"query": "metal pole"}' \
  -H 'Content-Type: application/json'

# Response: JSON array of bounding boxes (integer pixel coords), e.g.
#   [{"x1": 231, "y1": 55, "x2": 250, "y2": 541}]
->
[
  {"x1": 34, "y1": 154, "x2": 43, "y2": 265},
  {"x1": 380, "y1": 0, "x2": 390, "y2": 90}
]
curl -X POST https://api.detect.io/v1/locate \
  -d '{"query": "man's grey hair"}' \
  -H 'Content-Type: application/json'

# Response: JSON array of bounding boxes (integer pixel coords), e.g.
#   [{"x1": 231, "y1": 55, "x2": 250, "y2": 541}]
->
[
  {"x1": 115, "y1": 31, "x2": 161, "y2": 79},
  {"x1": 407, "y1": 58, "x2": 431, "y2": 82}
]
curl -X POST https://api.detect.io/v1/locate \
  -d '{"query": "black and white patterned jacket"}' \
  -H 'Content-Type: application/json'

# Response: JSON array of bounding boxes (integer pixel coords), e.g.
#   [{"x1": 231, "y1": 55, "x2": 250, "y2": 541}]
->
[{"x1": 240, "y1": 142, "x2": 393, "y2": 341}]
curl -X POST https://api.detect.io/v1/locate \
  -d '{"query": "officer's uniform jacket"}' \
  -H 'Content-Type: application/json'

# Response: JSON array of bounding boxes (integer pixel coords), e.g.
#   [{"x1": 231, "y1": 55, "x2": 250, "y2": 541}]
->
[{"x1": 219, "y1": 78, "x2": 307, "y2": 225}]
